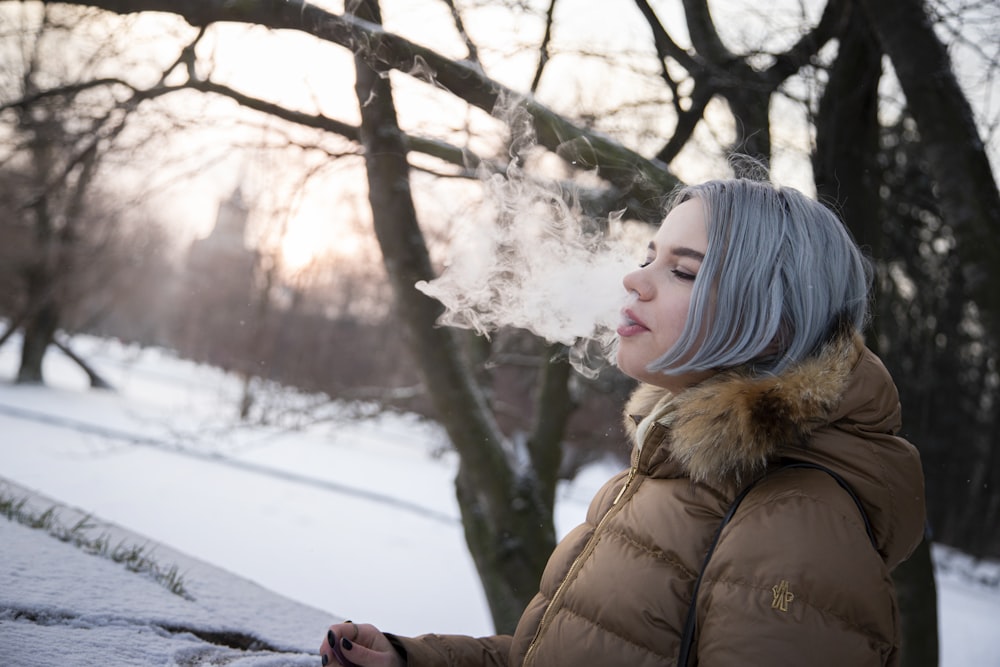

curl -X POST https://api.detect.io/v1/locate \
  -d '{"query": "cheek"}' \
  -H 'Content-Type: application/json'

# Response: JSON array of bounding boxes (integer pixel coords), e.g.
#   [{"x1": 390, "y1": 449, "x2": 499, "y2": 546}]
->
[{"x1": 663, "y1": 299, "x2": 692, "y2": 338}]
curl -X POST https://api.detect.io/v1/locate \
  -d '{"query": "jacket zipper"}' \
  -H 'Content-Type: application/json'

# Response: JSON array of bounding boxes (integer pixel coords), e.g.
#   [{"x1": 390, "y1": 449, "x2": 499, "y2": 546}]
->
[
  {"x1": 612, "y1": 465, "x2": 638, "y2": 505},
  {"x1": 522, "y1": 441, "x2": 652, "y2": 666}
]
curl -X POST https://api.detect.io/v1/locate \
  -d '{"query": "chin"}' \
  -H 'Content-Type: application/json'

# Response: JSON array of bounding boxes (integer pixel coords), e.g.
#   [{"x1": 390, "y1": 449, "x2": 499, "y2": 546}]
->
[{"x1": 615, "y1": 356, "x2": 650, "y2": 385}]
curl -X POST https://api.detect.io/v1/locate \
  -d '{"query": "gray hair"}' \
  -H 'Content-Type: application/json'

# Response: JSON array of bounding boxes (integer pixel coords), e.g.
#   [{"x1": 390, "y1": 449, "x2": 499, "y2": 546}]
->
[{"x1": 649, "y1": 178, "x2": 873, "y2": 376}]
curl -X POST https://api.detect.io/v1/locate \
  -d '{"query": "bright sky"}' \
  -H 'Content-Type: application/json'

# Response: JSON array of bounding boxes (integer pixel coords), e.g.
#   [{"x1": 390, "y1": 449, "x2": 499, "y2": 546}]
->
[{"x1": 6, "y1": 0, "x2": 994, "y2": 278}]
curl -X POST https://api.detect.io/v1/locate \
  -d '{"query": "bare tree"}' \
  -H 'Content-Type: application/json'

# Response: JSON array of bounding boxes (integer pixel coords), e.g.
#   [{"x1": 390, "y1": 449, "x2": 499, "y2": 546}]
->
[
  {"x1": 0, "y1": 5, "x2": 173, "y2": 384},
  {"x1": 5, "y1": 2, "x2": 998, "y2": 659}
]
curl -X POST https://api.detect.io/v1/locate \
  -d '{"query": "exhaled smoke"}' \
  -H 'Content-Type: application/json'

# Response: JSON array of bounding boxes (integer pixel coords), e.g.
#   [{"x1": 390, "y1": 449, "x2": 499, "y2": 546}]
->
[{"x1": 415, "y1": 146, "x2": 649, "y2": 379}]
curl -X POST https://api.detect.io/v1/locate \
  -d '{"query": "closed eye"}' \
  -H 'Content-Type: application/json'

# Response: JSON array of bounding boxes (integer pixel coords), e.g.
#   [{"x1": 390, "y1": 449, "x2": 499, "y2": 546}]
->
[{"x1": 672, "y1": 269, "x2": 696, "y2": 281}]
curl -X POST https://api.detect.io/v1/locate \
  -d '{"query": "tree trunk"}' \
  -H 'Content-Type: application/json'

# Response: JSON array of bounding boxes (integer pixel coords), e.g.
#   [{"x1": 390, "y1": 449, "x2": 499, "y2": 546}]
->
[
  {"x1": 858, "y1": 0, "x2": 1000, "y2": 335},
  {"x1": 349, "y1": 0, "x2": 556, "y2": 633},
  {"x1": 812, "y1": 0, "x2": 882, "y2": 354},
  {"x1": 17, "y1": 216, "x2": 60, "y2": 384},
  {"x1": 526, "y1": 344, "x2": 574, "y2": 514},
  {"x1": 812, "y1": 1, "x2": 882, "y2": 257},
  {"x1": 892, "y1": 538, "x2": 939, "y2": 667},
  {"x1": 725, "y1": 89, "x2": 771, "y2": 164},
  {"x1": 17, "y1": 301, "x2": 58, "y2": 384},
  {"x1": 813, "y1": 8, "x2": 940, "y2": 664}
]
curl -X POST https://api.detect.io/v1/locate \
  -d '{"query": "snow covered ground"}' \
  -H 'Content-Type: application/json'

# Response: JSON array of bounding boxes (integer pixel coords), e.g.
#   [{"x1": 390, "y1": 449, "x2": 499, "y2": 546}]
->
[
  {"x1": 1, "y1": 333, "x2": 998, "y2": 666},
  {"x1": 1, "y1": 479, "x2": 332, "y2": 666}
]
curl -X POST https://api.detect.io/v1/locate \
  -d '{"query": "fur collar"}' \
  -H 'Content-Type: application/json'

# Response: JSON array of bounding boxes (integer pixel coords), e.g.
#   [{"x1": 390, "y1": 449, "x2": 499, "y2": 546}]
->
[{"x1": 623, "y1": 330, "x2": 865, "y2": 486}]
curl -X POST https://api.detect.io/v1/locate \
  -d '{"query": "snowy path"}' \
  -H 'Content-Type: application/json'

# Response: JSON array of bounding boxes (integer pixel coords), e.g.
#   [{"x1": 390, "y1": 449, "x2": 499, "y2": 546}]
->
[{"x1": 0, "y1": 401, "x2": 458, "y2": 526}]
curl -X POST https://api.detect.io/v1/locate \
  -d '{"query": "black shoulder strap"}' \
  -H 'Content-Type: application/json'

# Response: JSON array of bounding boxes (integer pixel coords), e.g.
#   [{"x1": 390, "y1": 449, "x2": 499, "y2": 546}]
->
[{"x1": 677, "y1": 461, "x2": 877, "y2": 667}]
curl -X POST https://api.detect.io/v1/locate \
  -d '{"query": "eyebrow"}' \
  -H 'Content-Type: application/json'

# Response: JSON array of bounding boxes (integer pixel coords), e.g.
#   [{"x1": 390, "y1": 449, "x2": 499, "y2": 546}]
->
[{"x1": 649, "y1": 242, "x2": 705, "y2": 262}]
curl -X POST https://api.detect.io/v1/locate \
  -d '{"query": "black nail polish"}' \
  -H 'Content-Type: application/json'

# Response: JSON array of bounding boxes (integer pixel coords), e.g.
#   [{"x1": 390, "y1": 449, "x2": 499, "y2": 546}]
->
[
  {"x1": 332, "y1": 633, "x2": 359, "y2": 667},
  {"x1": 322, "y1": 654, "x2": 329, "y2": 666},
  {"x1": 328, "y1": 630, "x2": 336, "y2": 647}
]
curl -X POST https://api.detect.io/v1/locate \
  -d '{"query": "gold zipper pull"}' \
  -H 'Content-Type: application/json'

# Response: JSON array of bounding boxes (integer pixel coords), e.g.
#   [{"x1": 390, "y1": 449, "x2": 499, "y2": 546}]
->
[{"x1": 612, "y1": 466, "x2": 637, "y2": 505}]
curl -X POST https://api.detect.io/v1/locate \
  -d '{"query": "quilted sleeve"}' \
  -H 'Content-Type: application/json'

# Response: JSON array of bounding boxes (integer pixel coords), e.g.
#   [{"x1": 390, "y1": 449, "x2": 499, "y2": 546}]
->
[{"x1": 386, "y1": 632, "x2": 512, "y2": 667}]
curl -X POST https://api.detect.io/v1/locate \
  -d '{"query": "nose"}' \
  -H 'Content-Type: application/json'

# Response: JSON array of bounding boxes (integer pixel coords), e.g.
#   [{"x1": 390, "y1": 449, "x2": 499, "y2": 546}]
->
[{"x1": 623, "y1": 268, "x2": 650, "y2": 300}]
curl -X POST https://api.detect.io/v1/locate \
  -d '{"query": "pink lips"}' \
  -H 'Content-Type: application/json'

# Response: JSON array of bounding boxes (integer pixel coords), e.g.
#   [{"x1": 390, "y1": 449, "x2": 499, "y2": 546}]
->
[{"x1": 617, "y1": 309, "x2": 649, "y2": 337}]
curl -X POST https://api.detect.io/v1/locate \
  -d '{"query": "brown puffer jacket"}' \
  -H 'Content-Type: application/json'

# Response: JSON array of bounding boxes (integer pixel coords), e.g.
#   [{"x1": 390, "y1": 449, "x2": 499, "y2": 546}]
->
[{"x1": 392, "y1": 331, "x2": 926, "y2": 666}]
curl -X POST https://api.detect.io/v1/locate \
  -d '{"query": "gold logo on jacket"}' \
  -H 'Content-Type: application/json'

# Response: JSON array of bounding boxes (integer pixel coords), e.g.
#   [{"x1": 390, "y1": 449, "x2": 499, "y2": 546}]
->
[{"x1": 771, "y1": 580, "x2": 794, "y2": 612}]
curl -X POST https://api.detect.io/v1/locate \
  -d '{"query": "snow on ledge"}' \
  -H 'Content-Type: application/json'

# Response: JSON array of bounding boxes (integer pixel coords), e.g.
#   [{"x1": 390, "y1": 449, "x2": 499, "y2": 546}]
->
[{"x1": 0, "y1": 476, "x2": 337, "y2": 666}]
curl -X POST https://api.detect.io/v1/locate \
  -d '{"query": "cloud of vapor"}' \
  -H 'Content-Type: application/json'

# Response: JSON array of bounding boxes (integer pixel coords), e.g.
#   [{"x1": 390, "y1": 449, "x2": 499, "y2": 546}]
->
[{"x1": 415, "y1": 153, "x2": 650, "y2": 378}]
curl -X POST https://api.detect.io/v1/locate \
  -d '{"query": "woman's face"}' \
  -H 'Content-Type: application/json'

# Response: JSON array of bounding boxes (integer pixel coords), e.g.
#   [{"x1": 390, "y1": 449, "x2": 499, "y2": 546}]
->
[{"x1": 616, "y1": 198, "x2": 717, "y2": 392}]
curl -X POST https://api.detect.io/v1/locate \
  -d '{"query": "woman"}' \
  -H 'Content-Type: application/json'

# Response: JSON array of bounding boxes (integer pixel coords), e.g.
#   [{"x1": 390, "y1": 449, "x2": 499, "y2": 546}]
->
[{"x1": 320, "y1": 178, "x2": 926, "y2": 666}]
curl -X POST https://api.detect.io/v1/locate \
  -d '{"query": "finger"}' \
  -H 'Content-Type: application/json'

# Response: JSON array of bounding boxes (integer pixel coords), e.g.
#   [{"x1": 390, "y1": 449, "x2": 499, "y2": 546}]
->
[
  {"x1": 321, "y1": 623, "x2": 359, "y2": 667},
  {"x1": 322, "y1": 623, "x2": 399, "y2": 667},
  {"x1": 336, "y1": 633, "x2": 395, "y2": 667},
  {"x1": 332, "y1": 633, "x2": 361, "y2": 667},
  {"x1": 320, "y1": 628, "x2": 333, "y2": 666}
]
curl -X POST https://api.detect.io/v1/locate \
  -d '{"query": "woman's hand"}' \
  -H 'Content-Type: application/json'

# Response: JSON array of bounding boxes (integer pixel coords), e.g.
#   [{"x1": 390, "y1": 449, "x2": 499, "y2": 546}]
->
[{"x1": 321, "y1": 621, "x2": 405, "y2": 667}]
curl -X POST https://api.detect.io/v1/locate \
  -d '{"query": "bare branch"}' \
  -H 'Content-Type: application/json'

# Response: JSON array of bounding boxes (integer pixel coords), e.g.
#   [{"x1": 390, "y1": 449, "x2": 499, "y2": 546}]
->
[
  {"x1": 763, "y1": 0, "x2": 849, "y2": 86},
  {"x1": 680, "y1": 0, "x2": 734, "y2": 64},
  {"x1": 160, "y1": 24, "x2": 209, "y2": 84},
  {"x1": 632, "y1": 0, "x2": 702, "y2": 74},
  {"x1": 35, "y1": 0, "x2": 678, "y2": 220},
  {"x1": 0, "y1": 78, "x2": 134, "y2": 113},
  {"x1": 529, "y1": 0, "x2": 557, "y2": 94},
  {"x1": 440, "y1": 0, "x2": 481, "y2": 66},
  {"x1": 654, "y1": 82, "x2": 714, "y2": 164}
]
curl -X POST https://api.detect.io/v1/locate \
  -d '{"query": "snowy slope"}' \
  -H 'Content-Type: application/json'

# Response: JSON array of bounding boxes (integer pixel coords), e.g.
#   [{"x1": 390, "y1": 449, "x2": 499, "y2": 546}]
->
[
  {"x1": 1, "y1": 479, "x2": 332, "y2": 666},
  {"x1": 1, "y1": 334, "x2": 997, "y2": 665}
]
